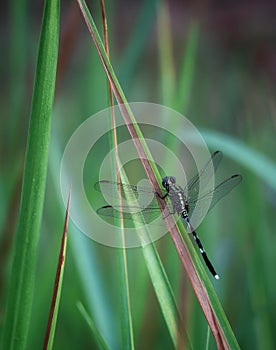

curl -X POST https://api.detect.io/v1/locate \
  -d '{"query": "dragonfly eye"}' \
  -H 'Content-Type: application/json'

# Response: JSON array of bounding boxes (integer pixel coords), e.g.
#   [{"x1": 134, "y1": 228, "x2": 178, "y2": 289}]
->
[
  {"x1": 162, "y1": 176, "x2": 169, "y2": 188},
  {"x1": 161, "y1": 179, "x2": 165, "y2": 186}
]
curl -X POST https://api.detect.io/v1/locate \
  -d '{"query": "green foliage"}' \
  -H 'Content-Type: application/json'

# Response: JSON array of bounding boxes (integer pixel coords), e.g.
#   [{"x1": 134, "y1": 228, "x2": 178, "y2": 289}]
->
[{"x1": 1, "y1": 1, "x2": 275, "y2": 350}]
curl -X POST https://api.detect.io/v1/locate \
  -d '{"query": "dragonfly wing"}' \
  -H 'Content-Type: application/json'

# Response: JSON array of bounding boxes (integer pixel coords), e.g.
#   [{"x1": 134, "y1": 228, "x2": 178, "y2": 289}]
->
[
  {"x1": 208, "y1": 174, "x2": 242, "y2": 211},
  {"x1": 96, "y1": 204, "x2": 164, "y2": 224},
  {"x1": 188, "y1": 174, "x2": 242, "y2": 217},
  {"x1": 185, "y1": 151, "x2": 223, "y2": 201},
  {"x1": 94, "y1": 180, "x2": 156, "y2": 197}
]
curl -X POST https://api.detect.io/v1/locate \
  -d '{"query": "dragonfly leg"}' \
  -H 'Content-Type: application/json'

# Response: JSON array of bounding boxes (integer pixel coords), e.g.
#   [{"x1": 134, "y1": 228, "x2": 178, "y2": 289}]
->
[
  {"x1": 155, "y1": 191, "x2": 168, "y2": 200},
  {"x1": 185, "y1": 217, "x2": 219, "y2": 280}
]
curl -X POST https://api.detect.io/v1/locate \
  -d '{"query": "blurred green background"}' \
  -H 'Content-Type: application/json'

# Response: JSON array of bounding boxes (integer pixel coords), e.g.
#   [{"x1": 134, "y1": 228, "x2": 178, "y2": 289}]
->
[{"x1": 1, "y1": 0, "x2": 276, "y2": 349}]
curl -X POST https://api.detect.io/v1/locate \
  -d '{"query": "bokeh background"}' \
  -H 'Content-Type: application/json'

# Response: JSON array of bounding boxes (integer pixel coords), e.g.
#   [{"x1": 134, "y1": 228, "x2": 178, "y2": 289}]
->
[{"x1": 1, "y1": 0, "x2": 276, "y2": 349}]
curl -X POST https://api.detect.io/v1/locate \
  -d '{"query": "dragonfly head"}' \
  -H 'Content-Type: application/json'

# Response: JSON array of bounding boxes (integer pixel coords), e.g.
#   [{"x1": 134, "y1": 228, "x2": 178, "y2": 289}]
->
[{"x1": 162, "y1": 176, "x2": 176, "y2": 192}]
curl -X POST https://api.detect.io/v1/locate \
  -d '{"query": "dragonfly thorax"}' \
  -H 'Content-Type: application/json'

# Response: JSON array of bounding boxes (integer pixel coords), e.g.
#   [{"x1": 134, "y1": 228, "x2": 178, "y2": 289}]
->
[
  {"x1": 162, "y1": 176, "x2": 189, "y2": 215},
  {"x1": 170, "y1": 190, "x2": 189, "y2": 216}
]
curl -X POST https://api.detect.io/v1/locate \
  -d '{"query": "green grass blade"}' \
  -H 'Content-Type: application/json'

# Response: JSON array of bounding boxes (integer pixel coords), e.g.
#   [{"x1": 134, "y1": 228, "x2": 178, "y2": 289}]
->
[
  {"x1": 157, "y1": 0, "x2": 176, "y2": 105},
  {"x1": 116, "y1": 248, "x2": 135, "y2": 349},
  {"x1": 205, "y1": 326, "x2": 211, "y2": 350},
  {"x1": 174, "y1": 22, "x2": 199, "y2": 112},
  {"x1": 77, "y1": 302, "x2": 111, "y2": 350},
  {"x1": 1, "y1": 0, "x2": 60, "y2": 348},
  {"x1": 141, "y1": 241, "x2": 190, "y2": 348}
]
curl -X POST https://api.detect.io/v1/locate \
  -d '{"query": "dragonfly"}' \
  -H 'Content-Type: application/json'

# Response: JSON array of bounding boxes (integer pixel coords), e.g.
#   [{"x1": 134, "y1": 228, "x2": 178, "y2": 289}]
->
[{"x1": 94, "y1": 151, "x2": 242, "y2": 279}]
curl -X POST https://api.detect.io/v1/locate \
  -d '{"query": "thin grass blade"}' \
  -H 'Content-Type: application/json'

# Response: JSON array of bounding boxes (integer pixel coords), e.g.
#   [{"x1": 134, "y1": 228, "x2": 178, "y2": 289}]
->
[
  {"x1": 43, "y1": 188, "x2": 70, "y2": 350},
  {"x1": 99, "y1": 2, "x2": 135, "y2": 348},
  {"x1": 77, "y1": 302, "x2": 111, "y2": 350}
]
